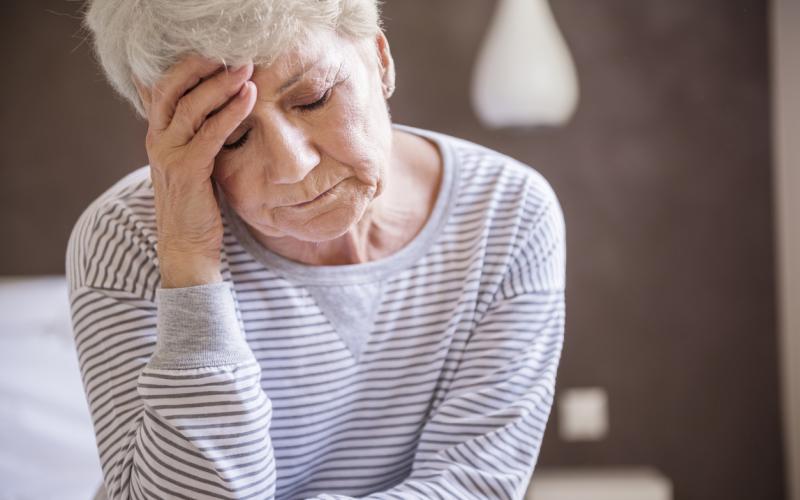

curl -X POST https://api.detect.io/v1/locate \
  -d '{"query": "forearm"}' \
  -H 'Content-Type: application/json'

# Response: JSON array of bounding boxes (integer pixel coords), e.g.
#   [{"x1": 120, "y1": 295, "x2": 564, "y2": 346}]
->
[{"x1": 71, "y1": 283, "x2": 277, "y2": 499}]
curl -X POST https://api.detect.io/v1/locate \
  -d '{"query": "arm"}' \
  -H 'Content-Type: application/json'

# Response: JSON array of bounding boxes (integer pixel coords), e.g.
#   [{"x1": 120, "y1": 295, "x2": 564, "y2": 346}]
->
[
  {"x1": 68, "y1": 203, "x2": 277, "y2": 499},
  {"x1": 67, "y1": 54, "x2": 273, "y2": 499}
]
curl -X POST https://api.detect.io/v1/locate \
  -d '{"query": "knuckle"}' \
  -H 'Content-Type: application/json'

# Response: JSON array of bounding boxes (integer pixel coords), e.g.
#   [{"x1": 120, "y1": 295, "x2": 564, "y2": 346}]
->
[
  {"x1": 176, "y1": 102, "x2": 202, "y2": 133},
  {"x1": 175, "y1": 97, "x2": 196, "y2": 122},
  {"x1": 198, "y1": 118, "x2": 221, "y2": 144}
]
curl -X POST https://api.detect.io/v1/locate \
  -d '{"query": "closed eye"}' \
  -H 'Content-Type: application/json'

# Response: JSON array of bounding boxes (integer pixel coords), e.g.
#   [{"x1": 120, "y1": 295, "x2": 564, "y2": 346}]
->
[
  {"x1": 298, "y1": 87, "x2": 333, "y2": 112},
  {"x1": 222, "y1": 86, "x2": 335, "y2": 152},
  {"x1": 222, "y1": 130, "x2": 250, "y2": 151}
]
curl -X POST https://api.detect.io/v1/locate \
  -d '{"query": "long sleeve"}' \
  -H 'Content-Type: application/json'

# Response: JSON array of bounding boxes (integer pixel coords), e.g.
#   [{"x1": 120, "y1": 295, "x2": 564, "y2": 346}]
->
[
  {"x1": 66, "y1": 196, "x2": 278, "y2": 499},
  {"x1": 306, "y1": 177, "x2": 567, "y2": 500},
  {"x1": 68, "y1": 283, "x2": 277, "y2": 499},
  {"x1": 67, "y1": 158, "x2": 565, "y2": 499}
]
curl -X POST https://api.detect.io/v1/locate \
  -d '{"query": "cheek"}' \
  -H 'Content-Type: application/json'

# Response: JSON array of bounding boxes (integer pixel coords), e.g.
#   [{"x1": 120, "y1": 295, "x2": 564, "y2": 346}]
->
[
  {"x1": 323, "y1": 101, "x2": 390, "y2": 185},
  {"x1": 214, "y1": 162, "x2": 264, "y2": 213}
]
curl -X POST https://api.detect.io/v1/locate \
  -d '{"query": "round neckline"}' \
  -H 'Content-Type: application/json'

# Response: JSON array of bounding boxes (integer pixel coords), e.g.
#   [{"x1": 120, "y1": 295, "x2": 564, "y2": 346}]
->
[{"x1": 220, "y1": 123, "x2": 459, "y2": 286}]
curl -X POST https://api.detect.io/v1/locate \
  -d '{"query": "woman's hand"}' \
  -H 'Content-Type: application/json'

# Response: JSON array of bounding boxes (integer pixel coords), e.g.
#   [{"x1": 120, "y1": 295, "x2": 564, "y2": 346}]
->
[{"x1": 136, "y1": 55, "x2": 257, "y2": 288}]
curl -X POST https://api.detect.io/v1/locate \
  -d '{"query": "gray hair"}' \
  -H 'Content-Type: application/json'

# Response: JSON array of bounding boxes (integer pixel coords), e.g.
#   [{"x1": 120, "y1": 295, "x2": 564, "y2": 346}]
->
[{"x1": 83, "y1": 0, "x2": 384, "y2": 118}]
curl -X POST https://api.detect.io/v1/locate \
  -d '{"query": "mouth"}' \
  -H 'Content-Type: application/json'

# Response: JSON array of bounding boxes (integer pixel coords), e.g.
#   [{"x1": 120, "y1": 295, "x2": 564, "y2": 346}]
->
[{"x1": 288, "y1": 180, "x2": 345, "y2": 208}]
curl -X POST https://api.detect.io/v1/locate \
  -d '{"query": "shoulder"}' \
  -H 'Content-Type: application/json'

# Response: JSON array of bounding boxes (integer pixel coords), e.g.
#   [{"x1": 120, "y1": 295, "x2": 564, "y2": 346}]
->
[
  {"x1": 423, "y1": 127, "x2": 564, "y2": 245},
  {"x1": 413, "y1": 126, "x2": 566, "y2": 293},
  {"x1": 405, "y1": 124, "x2": 561, "y2": 217},
  {"x1": 65, "y1": 166, "x2": 159, "y2": 297}
]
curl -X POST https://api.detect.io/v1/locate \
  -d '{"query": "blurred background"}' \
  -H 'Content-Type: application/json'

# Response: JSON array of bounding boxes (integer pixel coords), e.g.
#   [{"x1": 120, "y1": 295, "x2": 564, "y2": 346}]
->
[{"x1": 0, "y1": 1, "x2": 797, "y2": 499}]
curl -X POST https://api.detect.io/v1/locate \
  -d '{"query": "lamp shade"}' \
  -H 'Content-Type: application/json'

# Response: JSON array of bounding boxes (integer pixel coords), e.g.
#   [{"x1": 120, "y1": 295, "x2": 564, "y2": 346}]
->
[{"x1": 471, "y1": 0, "x2": 579, "y2": 128}]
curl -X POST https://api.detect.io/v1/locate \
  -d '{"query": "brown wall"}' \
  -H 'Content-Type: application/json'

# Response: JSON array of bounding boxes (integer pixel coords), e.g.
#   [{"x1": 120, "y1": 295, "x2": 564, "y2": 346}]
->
[{"x1": 0, "y1": 1, "x2": 784, "y2": 499}]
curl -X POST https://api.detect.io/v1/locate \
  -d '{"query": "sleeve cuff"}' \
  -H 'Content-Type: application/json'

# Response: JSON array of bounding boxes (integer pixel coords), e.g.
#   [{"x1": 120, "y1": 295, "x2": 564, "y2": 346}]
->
[{"x1": 148, "y1": 281, "x2": 254, "y2": 370}]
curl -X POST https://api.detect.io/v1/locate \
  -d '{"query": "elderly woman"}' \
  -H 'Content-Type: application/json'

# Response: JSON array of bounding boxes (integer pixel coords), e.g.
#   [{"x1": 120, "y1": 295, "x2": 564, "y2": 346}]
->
[{"x1": 67, "y1": 1, "x2": 566, "y2": 499}]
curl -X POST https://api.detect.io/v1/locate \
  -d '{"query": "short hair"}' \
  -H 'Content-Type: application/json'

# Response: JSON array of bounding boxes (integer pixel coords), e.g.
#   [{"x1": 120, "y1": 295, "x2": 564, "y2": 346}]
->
[{"x1": 83, "y1": 0, "x2": 384, "y2": 118}]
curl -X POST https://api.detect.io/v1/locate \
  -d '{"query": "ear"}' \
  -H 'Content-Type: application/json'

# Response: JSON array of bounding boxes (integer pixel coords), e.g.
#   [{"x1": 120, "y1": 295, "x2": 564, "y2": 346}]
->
[
  {"x1": 375, "y1": 30, "x2": 396, "y2": 99},
  {"x1": 132, "y1": 76, "x2": 152, "y2": 117}
]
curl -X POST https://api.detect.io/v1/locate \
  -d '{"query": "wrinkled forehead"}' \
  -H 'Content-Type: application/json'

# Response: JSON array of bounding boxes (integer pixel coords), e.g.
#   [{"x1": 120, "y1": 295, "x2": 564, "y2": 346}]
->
[
  {"x1": 264, "y1": 29, "x2": 365, "y2": 73},
  {"x1": 183, "y1": 31, "x2": 351, "y2": 101},
  {"x1": 251, "y1": 29, "x2": 370, "y2": 88}
]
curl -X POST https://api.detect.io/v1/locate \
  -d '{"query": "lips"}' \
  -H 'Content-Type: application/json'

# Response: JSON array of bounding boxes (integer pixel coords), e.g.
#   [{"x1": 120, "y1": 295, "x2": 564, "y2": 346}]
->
[{"x1": 289, "y1": 180, "x2": 343, "y2": 207}]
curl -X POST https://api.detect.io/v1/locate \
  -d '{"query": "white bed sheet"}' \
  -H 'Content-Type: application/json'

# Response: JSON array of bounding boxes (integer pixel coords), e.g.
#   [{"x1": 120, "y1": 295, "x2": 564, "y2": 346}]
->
[{"x1": 0, "y1": 276, "x2": 102, "y2": 500}]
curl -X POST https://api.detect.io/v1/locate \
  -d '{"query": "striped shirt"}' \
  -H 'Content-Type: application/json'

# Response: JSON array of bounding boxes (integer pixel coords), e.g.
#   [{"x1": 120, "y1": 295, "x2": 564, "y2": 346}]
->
[{"x1": 66, "y1": 124, "x2": 567, "y2": 500}]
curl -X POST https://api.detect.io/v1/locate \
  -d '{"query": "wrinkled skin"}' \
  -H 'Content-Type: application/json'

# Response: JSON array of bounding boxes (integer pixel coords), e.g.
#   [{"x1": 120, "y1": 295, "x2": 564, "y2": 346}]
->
[{"x1": 135, "y1": 29, "x2": 441, "y2": 286}]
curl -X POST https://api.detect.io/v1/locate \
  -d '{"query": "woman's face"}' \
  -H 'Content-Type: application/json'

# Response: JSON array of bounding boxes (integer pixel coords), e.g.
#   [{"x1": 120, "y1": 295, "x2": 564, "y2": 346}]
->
[{"x1": 211, "y1": 29, "x2": 395, "y2": 243}]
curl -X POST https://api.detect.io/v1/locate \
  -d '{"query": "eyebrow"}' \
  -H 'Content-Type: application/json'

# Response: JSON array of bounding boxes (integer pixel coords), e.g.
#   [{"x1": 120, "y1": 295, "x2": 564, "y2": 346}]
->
[{"x1": 277, "y1": 58, "x2": 323, "y2": 94}]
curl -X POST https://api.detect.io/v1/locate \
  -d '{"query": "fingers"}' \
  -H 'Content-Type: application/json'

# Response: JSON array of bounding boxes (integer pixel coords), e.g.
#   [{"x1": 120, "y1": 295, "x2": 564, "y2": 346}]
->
[
  {"x1": 190, "y1": 81, "x2": 257, "y2": 159},
  {"x1": 148, "y1": 54, "x2": 227, "y2": 132},
  {"x1": 168, "y1": 62, "x2": 255, "y2": 143},
  {"x1": 142, "y1": 54, "x2": 257, "y2": 173}
]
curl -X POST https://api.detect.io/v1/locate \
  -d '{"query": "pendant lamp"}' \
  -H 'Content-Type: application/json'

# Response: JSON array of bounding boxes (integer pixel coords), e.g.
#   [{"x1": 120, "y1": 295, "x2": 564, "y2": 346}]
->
[{"x1": 471, "y1": 0, "x2": 579, "y2": 128}]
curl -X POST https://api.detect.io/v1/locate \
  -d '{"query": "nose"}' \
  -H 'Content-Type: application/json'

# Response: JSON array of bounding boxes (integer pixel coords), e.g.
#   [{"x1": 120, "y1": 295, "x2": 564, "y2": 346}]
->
[{"x1": 262, "y1": 117, "x2": 320, "y2": 185}]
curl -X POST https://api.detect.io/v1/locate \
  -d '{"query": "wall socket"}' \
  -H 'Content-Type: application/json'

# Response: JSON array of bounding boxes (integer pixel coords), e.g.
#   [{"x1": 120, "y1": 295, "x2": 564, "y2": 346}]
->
[{"x1": 558, "y1": 387, "x2": 609, "y2": 441}]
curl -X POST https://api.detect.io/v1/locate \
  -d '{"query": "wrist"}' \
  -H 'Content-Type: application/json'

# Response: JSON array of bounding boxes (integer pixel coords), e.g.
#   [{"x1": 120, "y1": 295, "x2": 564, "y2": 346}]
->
[{"x1": 158, "y1": 253, "x2": 222, "y2": 288}]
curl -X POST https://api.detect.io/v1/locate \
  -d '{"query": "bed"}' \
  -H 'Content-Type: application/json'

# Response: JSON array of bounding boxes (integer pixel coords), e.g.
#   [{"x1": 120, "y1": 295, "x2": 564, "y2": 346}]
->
[{"x1": 0, "y1": 276, "x2": 102, "y2": 500}]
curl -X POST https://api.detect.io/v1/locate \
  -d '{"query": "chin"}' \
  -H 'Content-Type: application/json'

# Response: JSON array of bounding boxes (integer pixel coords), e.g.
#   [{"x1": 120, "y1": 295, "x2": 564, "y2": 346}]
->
[
  {"x1": 283, "y1": 217, "x2": 356, "y2": 242},
  {"x1": 272, "y1": 183, "x2": 374, "y2": 242},
  {"x1": 278, "y1": 201, "x2": 369, "y2": 242}
]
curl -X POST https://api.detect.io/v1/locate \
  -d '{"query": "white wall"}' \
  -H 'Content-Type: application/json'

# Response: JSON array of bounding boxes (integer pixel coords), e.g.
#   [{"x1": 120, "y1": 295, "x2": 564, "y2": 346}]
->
[{"x1": 771, "y1": 1, "x2": 800, "y2": 499}]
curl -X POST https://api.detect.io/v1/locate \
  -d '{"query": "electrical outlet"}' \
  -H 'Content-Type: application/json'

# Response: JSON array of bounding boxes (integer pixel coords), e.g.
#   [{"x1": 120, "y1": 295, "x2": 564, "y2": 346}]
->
[{"x1": 558, "y1": 387, "x2": 609, "y2": 441}]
